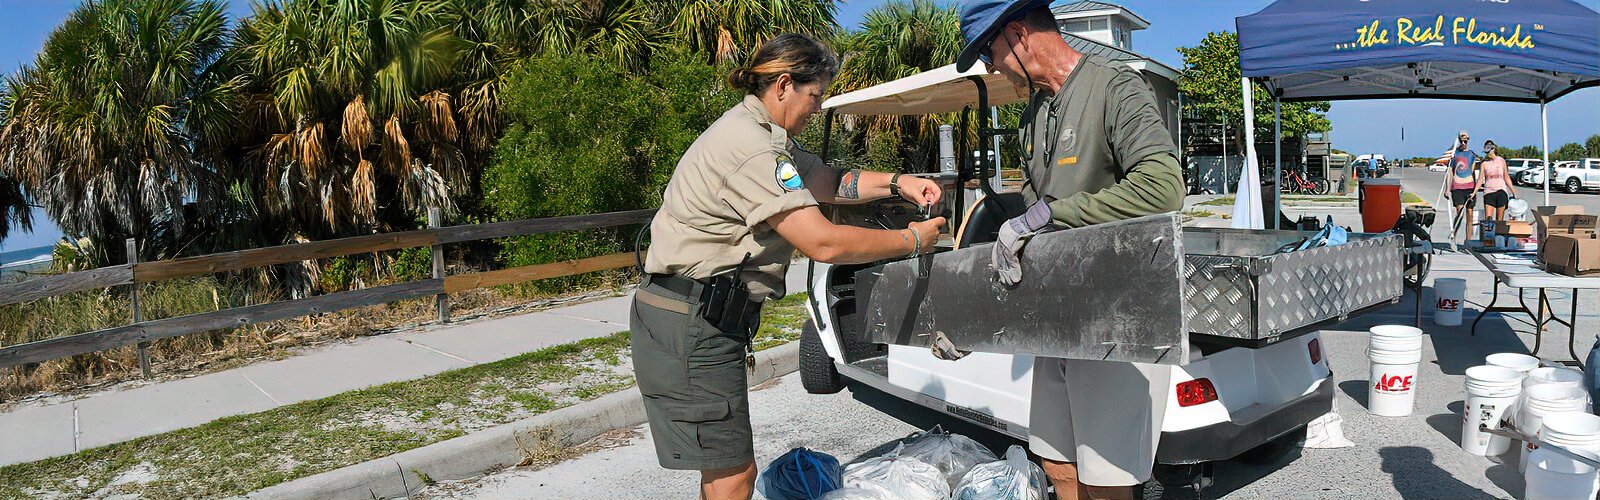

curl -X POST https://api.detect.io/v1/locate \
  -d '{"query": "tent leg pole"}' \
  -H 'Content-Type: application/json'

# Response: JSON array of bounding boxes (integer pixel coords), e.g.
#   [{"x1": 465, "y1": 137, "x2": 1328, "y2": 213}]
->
[
  {"x1": 1222, "y1": 112, "x2": 1229, "y2": 195},
  {"x1": 1541, "y1": 100, "x2": 1550, "y2": 207},
  {"x1": 1273, "y1": 98, "x2": 1282, "y2": 230}
]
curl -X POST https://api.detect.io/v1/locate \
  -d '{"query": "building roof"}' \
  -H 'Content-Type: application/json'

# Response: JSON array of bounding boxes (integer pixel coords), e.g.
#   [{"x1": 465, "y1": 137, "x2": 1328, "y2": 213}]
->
[
  {"x1": 1051, "y1": 1, "x2": 1150, "y2": 29},
  {"x1": 1060, "y1": 30, "x2": 1180, "y2": 81}
]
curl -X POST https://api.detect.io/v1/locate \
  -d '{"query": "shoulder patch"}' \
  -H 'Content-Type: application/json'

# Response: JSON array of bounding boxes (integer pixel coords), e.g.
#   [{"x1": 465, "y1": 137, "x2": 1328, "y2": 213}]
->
[{"x1": 775, "y1": 154, "x2": 804, "y2": 192}]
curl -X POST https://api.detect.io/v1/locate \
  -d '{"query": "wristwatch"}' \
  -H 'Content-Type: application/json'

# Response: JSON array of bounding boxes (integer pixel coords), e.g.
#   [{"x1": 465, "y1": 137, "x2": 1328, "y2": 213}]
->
[{"x1": 889, "y1": 173, "x2": 903, "y2": 198}]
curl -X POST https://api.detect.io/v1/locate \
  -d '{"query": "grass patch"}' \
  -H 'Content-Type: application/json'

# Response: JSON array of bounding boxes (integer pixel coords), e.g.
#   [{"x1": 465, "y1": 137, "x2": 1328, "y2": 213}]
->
[
  {"x1": 1403, "y1": 192, "x2": 1426, "y2": 204},
  {"x1": 1181, "y1": 209, "x2": 1215, "y2": 219},
  {"x1": 0, "y1": 286, "x2": 816, "y2": 498},
  {"x1": 753, "y1": 292, "x2": 811, "y2": 351},
  {"x1": 1198, "y1": 196, "x2": 1235, "y2": 206},
  {"x1": 0, "y1": 333, "x2": 634, "y2": 499}
]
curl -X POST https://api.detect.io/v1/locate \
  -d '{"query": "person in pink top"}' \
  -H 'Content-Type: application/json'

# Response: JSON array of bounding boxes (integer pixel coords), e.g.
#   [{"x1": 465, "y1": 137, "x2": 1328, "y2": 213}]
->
[{"x1": 1479, "y1": 139, "x2": 1516, "y2": 223}]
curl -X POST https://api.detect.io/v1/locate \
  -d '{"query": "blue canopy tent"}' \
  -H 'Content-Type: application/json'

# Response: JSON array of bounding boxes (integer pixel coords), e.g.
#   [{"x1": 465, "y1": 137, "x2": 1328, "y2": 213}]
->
[{"x1": 1233, "y1": 0, "x2": 1600, "y2": 230}]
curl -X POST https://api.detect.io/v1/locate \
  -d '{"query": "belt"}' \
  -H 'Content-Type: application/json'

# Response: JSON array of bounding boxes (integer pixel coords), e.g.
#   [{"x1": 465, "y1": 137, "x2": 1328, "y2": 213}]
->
[
  {"x1": 637, "y1": 275, "x2": 697, "y2": 315},
  {"x1": 642, "y1": 273, "x2": 705, "y2": 300}
]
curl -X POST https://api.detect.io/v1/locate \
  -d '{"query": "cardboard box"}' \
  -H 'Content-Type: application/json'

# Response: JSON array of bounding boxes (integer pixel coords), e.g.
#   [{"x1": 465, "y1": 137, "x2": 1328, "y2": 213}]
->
[
  {"x1": 1549, "y1": 214, "x2": 1598, "y2": 235},
  {"x1": 1542, "y1": 233, "x2": 1600, "y2": 276},
  {"x1": 1533, "y1": 206, "x2": 1587, "y2": 245},
  {"x1": 1502, "y1": 221, "x2": 1534, "y2": 238}
]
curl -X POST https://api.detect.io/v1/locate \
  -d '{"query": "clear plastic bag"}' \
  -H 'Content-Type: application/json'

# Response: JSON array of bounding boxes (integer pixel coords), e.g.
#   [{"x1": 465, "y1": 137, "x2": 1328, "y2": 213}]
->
[
  {"x1": 757, "y1": 447, "x2": 843, "y2": 500},
  {"x1": 839, "y1": 444, "x2": 950, "y2": 500},
  {"x1": 818, "y1": 487, "x2": 894, "y2": 500},
  {"x1": 898, "y1": 426, "x2": 997, "y2": 488},
  {"x1": 952, "y1": 445, "x2": 1048, "y2": 500}
]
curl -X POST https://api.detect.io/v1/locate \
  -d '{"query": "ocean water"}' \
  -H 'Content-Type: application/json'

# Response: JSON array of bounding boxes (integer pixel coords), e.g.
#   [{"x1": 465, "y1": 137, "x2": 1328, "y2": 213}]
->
[{"x1": 1, "y1": 245, "x2": 52, "y2": 267}]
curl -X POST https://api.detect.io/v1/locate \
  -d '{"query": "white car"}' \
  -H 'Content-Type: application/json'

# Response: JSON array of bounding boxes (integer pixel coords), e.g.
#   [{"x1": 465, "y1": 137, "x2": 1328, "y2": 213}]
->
[
  {"x1": 1550, "y1": 159, "x2": 1600, "y2": 193},
  {"x1": 1505, "y1": 158, "x2": 1544, "y2": 180},
  {"x1": 1524, "y1": 161, "x2": 1573, "y2": 189},
  {"x1": 1428, "y1": 162, "x2": 1448, "y2": 172}
]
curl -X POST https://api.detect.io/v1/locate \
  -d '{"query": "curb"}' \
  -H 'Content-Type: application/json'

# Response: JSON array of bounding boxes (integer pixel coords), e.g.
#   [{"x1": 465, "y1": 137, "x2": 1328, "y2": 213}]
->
[{"x1": 245, "y1": 341, "x2": 800, "y2": 500}]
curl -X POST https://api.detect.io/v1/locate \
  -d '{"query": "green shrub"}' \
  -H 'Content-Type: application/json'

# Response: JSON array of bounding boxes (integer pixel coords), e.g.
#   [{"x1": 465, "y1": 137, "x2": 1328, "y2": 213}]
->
[
  {"x1": 485, "y1": 51, "x2": 739, "y2": 291},
  {"x1": 389, "y1": 247, "x2": 433, "y2": 284}
]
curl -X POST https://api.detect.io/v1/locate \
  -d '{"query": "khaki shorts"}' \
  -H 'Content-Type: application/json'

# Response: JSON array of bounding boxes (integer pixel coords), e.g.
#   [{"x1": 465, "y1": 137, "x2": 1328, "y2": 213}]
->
[
  {"x1": 1028, "y1": 357, "x2": 1172, "y2": 486},
  {"x1": 630, "y1": 283, "x2": 754, "y2": 471}
]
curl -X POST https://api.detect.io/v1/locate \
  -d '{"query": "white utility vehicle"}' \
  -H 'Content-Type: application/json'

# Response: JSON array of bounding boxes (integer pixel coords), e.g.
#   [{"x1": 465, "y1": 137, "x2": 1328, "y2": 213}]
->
[{"x1": 794, "y1": 62, "x2": 1406, "y2": 495}]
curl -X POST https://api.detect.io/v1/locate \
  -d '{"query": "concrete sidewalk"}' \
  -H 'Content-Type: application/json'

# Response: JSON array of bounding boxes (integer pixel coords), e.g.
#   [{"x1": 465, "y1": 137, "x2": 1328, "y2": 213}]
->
[{"x1": 0, "y1": 264, "x2": 813, "y2": 467}]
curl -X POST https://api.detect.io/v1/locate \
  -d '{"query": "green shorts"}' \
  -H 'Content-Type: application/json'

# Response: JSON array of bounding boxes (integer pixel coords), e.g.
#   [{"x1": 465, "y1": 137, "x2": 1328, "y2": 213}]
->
[{"x1": 630, "y1": 282, "x2": 753, "y2": 471}]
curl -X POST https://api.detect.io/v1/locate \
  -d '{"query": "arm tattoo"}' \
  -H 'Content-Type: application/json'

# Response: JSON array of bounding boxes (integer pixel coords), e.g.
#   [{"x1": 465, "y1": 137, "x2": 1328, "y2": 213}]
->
[{"x1": 837, "y1": 169, "x2": 861, "y2": 199}]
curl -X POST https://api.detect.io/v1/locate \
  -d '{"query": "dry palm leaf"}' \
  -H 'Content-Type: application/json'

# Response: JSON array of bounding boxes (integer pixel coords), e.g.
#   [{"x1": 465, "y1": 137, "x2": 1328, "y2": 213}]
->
[
  {"x1": 341, "y1": 95, "x2": 371, "y2": 154},
  {"x1": 381, "y1": 115, "x2": 410, "y2": 176}
]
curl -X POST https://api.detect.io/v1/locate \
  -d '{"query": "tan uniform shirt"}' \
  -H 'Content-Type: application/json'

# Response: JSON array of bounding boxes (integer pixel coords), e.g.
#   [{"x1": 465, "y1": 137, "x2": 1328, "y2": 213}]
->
[{"x1": 645, "y1": 95, "x2": 819, "y2": 300}]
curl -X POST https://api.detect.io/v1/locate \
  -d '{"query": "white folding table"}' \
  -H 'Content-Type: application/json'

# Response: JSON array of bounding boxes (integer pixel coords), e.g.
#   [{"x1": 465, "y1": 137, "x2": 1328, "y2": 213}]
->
[{"x1": 1467, "y1": 247, "x2": 1600, "y2": 366}]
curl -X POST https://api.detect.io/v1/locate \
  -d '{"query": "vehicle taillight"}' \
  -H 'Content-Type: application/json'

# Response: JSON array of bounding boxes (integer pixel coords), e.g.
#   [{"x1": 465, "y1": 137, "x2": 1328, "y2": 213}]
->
[
  {"x1": 1176, "y1": 378, "x2": 1218, "y2": 407},
  {"x1": 1309, "y1": 338, "x2": 1323, "y2": 365}
]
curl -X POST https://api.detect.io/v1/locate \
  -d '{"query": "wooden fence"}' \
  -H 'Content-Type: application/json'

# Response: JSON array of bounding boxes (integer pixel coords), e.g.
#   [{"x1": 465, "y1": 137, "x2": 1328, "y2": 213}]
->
[{"x1": 0, "y1": 209, "x2": 656, "y2": 372}]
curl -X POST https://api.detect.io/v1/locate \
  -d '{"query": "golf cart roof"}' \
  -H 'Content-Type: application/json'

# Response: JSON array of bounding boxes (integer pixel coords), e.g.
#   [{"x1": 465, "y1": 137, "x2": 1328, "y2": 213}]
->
[{"x1": 822, "y1": 62, "x2": 1029, "y2": 116}]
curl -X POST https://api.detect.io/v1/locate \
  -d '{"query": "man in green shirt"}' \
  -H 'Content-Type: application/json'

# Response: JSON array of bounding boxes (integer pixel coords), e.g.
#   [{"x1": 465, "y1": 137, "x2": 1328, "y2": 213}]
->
[{"x1": 957, "y1": 1, "x2": 1186, "y2": 498}]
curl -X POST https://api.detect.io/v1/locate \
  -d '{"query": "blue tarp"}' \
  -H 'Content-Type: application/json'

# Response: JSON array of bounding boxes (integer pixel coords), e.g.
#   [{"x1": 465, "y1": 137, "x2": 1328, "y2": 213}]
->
[{"x1": 1237, "y1": 0, "x2": 1600, "y2": 102}]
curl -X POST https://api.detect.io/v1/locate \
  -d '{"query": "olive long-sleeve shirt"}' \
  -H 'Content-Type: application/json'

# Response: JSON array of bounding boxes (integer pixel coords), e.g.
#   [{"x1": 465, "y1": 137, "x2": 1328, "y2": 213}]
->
[{"x1": 1019, "y1": 56, "x2": 1185, "y2": 227}]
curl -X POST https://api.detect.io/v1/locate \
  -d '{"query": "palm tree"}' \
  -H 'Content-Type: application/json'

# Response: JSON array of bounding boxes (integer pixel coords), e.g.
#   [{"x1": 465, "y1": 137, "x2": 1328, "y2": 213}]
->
[
  {"x1": 0, "y1": 0, "x2": 238, "y2": 262},
  {"x1": 663, "y1": 0, "x2": 840, "y2": 64},
  {"x1": 832, "y1": 0, "x2": 963, "y2": 171},
  {"x1": 226, "y1": 0, "x2": 474, "y2": 239},
  {"x1": 0, "y1": 180, "x2": 29, "y2": 242}
]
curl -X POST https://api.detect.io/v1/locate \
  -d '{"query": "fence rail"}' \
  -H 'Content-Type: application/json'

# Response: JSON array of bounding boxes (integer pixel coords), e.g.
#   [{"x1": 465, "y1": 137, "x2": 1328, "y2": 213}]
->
[{"x1": 0, "y1": 209, "x2": 657, "y2": 371}]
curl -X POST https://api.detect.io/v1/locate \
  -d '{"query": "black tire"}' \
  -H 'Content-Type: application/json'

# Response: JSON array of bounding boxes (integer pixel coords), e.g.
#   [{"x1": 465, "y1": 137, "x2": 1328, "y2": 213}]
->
[
  {"x1": 1314, "y1": 179, "x2": 1330, "y2": 195},
  {"x1": 799, "y1": 320, "x2": 844, "y2": 394},
  {"x1": 1139, "y1": 463, "x2": 1212, "y2": 500},
  {"x1": 1567, "y1": 178, "x2": 1583, "y2": 194},
  {"x1": 1234, "y1": 426, "x2": 1307, "y2": 465}
]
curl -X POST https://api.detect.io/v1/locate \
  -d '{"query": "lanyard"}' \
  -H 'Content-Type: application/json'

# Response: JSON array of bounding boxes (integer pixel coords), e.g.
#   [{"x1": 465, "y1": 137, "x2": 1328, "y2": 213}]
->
[{"x1": 1021, "y1": 91, "x2": 1060, "y2": 195}]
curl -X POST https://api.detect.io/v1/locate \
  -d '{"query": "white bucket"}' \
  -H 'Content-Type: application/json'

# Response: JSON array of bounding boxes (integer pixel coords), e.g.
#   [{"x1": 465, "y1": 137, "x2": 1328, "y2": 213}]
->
[
  {"x1": 1525, "y1": 412, "x2": 1600, "y2": 500},
  {"x1": 1463, "y1": 365, "x2": 1526, "y2": 455},
  {"x1": 1488, "y1": 353, "x2": 1541, "y2": 374},
  {"x1": 1369, "y1": 325, "x2": 1425, "y2": 351},
  {"x1": 1525, "y1": 367, "x2": 1589, "y2": 393},
  {"x1": 1521, "y1": 384, "x2": 1595, "y2": 472},
  {"x1": 1368, "y1": 326, "x2": 1426, "y2": 417},
  {"x1": 1434, "y1": 278, "x2": 1467, "y2": 326}
]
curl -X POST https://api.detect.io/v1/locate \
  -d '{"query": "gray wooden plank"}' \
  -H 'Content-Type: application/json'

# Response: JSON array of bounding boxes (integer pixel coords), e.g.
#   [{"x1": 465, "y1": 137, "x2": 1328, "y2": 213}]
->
[
  {"x1": 0, "y1": 265, "x2": 134, "y2": 307},
  {"x1": 436, "y1": 209, "x2": 655, "y2": 244},
  {"x1": 862, "y1": 213, "x2": 1189, "y2": 365},
  {"x1": 133, "y1": 231, "x2": 440, "y2": 283},
  {"x1": 0, "y1": 280, "x2": 444, "y2": 370}
]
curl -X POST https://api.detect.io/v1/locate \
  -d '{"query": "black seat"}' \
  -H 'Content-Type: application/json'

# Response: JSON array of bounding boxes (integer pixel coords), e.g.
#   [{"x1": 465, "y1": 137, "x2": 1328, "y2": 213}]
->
[{"x1": 955, "y1": 192, "x2": 1027, "y2": 248}]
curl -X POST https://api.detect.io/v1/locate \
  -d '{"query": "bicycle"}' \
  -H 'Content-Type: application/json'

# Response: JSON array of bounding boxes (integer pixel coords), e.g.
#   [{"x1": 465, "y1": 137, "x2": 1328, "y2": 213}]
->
[{"x1": 1281, "y1": 169, "x2": 1330, "y2": 195}]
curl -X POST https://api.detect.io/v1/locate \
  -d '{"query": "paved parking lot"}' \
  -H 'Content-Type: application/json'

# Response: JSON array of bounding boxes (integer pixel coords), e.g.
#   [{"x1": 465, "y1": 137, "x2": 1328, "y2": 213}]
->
[
  {"x1": 420, "y1": 252, "x2": 1600, "y2": 499},
  {"x1": 1393, "y1": 166, "x2": 1600, "y2": 216}
]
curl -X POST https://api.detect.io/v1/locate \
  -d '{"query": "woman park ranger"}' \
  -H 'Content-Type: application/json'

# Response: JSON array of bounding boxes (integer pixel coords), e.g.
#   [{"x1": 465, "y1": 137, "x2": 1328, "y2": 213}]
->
[{"x1": 632, "y1": 33, "x2": 947, "y2": 500}]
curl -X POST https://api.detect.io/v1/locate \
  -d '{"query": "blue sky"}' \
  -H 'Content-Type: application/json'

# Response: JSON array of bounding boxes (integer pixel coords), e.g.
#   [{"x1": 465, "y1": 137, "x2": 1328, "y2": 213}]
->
[{"x1": 1, "y1": 0, "x2": 1598, "y2": 252}]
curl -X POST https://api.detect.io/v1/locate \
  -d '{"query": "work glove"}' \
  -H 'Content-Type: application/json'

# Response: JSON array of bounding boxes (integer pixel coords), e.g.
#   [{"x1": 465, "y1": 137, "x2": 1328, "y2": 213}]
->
[{"x1": 992, "y1": 199, "x2": 1054, "y2": 286}]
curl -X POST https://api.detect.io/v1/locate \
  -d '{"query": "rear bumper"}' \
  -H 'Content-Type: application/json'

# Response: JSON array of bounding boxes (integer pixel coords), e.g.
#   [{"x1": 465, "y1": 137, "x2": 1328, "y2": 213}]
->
[{"x1": 1155, "y1": 376, "x2": 1335, "y2": 464}]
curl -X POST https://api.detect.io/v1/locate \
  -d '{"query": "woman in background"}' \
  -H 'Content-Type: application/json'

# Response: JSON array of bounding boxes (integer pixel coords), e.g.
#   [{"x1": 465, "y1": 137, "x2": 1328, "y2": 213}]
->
[{"x1": 1479, "y1": 139, "x2": 1515, "y2": 223}]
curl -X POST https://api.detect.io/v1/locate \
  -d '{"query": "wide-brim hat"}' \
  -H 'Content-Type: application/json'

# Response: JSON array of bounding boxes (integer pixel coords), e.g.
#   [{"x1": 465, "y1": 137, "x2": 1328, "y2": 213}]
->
[{"x1": 955, "y1": 0, "x2": 1054, "y2": 72}]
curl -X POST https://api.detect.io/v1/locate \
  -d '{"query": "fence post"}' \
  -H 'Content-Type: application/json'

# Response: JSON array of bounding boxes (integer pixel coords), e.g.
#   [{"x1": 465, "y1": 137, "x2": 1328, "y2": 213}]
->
[
  {"x1": 126, "y1": 238, "x2": 150, "y2": 379},
  {"x1": 429, "y1": 207, "x2": 448, "y2": 323}
]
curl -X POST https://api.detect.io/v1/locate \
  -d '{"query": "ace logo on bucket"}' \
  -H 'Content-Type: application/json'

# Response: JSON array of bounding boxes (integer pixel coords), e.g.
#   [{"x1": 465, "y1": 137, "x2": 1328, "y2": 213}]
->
[
  {"x1": 1436, "y1": 297, "x2": 1461, "y2": 311},
  {"x1": 1375, "y1": 373, "x2": 1414, "y2": 393}
]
